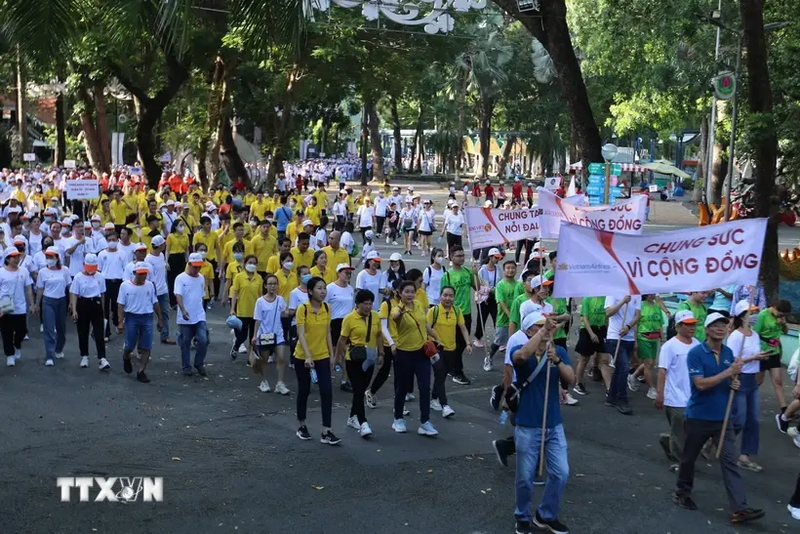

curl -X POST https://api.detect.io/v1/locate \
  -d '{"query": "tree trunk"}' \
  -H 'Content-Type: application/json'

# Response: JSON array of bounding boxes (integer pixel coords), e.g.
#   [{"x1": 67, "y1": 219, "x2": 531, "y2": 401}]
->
[
  {"x1": 197, "y1": 55, "x2": 226, "y2": 190},
  {"x1": 92, "y1": 83, "x2": 111, "y2": 174},
  {"x1": 413, "y1": 103, "x2": 424, "y2": 173},
  {"x1": 220, "y1": 115, "x2": 249, "y2": 186},
  {"x1": 740, "y1": 0, "x2": 779, "y2": 301},
  {"x1": 359, "y1": 106, "x2": 368, "y2": 185},
  {"x1": 499, "y1": 133, "x2": 516, "y2": 178},
  {"x1": 692, "y1": 119, "x2": 707, "y2": 202},
  {"x1": 54, "y1": 92, "x2": 66, "y2": 166},
  {"x1": 366, "y1": 97, "x2": 385, "y2": 182},
  {"x1": 390, "y1": 95, "x2": 402, "y2": 171},
  {"x1": 456, "y1": 68, "x2": 469, "y2": 173},
  {"x1": 479, "y1": 97, "x2": 493, "y2": 178},
  {"x1": 77, "y1": 85, "x2": 103, "y2": 173},
  {"x1": 15, "y1": 46, "x2": 29, "y2": 161},
  {"x1": 708, "y1": 100, "x2": 728, "y2": 206},
  {"x1": 493, "y1": 0, "x2": 602, "y2": 166},
  {"x1": 266, "y1": 66, "x2": 298, "y2": 193}
]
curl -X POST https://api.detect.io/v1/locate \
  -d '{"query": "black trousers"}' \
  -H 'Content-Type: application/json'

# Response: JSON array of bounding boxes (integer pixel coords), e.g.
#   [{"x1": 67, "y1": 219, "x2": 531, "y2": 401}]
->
[
  {"x1": 515, "y1": 239, "x2": 536, "y2": 265},
  {"x1": 167, "y1": 253, "x2": 186, "y2": 307},
  {"x1": 104, "y1": 279, "x2": 122, "y2": 336},
  {"x1": 346, "y1": 359, "x2": 374, "y2": 425},
  {"x1": 474, "y1": 294, "x2": 497, "y2": 340},
  {"x1": 370, "y1": 346, "x2": 413, "y2": 395},
  {"x1": 331, "y1": 318, "x2": 343, "y2": 347},
  {"x1": 209, "y1": 259, "x2": 221, "y2": 299},
  {"x1": 450, "y1": 313, "x2": 472, "y2": 375},
  {"x1": 76, "y1": 297, "x2": 106, "y2": 358},
  {"x1": 0, "y1": 313, "x2": 27, "y2": 356},
  {"x1": 233, "y1": 317, "x2": 255, "y2": 351},
  {"x1": 432, "y1": 353, "x2": 451, "y2": 405},
  {"x1": 376, "y1": 216, "x2": 386, "y2": 234}
]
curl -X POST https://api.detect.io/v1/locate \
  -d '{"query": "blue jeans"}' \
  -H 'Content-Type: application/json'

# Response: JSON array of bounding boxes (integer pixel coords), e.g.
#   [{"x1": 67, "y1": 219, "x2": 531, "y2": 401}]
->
[
  {"x1": 178, "y1": 322, "x2": 209, "y2": 371},
  {"x1": 606, "y1": 339, "x2": 634, "y2": 401},
  {"x1": 42, "y1": 296, "x2": 67, "y2": 360},
  {"x1": 124, "y1": 313, "x2": 154, "y2": 351},
  {"x1": 515, "y1": 424, "x2": 569, "y2": 522},
  {"x1": 156, "y1": 293, "x2": 170, "y2": 341},
  {"x1": 734, "y1": 373, "x2": 759, "y2": 456}
]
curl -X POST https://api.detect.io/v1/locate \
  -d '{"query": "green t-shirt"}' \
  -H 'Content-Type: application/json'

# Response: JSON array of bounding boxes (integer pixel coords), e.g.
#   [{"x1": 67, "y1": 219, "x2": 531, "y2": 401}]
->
[
  {"x1": 495, "y1": 279, "x2": 520, "y2": 327},
  {"x1": 513, "y1": 281, "x2": 527, "y2": 300},
  {"x1": 754, "y1": 309, "x2": 782, "y2": 354},
  {"x1": 678, "y1": 300, "x2": 707, "y2": 342},
  {"x1": 440, "y1": 267, "x2": 473, "y2": 316},
  {"x1": 638, "y1": 300, "x2": 663, "y2": 340},
  {"x1": 581, "y1": 296, "x2": 607, "y2": 327},
  {"x1": 546, "y1": 297, "x2": 568, "y2": 339},
  {"x1": 509, "y1": 293, "x2": 529, "y2": 329}
]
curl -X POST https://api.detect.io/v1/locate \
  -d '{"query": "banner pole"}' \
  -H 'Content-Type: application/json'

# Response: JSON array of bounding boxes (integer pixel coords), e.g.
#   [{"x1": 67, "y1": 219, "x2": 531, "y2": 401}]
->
[
  {"x1": 538, "y1": 341, "x2": 552, "y2": 477},
  {"x1": 610, "y1": 301, "x2": 629, "y2": 369}
]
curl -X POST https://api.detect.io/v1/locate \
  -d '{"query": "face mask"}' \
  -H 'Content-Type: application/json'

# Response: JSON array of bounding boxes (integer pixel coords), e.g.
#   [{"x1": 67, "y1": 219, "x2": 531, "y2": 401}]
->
[
  {"x1": 283, "y1": 261, "x2": 294, "y2": 270},
  {"x1": 91, "y1": 222, "x2": 100, "y2": 229},
  {"x1": 176, "y1": 225, "x2": 185, "y2": 233},
  {"x1": 46, "y1": 258, "x2": 57, "y2": 268},
  {"x1": 245, "y1": 263, "x2": 257, "y2": 273},
  {"x1": 249, "y1": 220, "x2": 258, "y2": 227},
  {"x1": 301, "y1": 274, "x2": 312, "y2": 286},
  {"x1": 290, "y1": 201, "x2": 297, "y2": 208},
  {"x1": 391, "y1": 264, "x2": 400, "y2": 272},
  {"x1": 107, "y1": 241, "x2": 118, "y2": 250},
  {"x1": 44, "y1": 216, "x2": 53, "y2": 223},
  {"x1": 434, "y1": 256, "x2": 444, "y2": 265},
  {"x1": 233, "y1": 252, "x2": 244, "y2": 261}
]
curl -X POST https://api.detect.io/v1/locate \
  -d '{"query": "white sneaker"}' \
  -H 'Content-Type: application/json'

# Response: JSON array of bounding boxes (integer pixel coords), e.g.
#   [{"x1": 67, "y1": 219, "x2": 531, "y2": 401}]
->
[
  {"x1": 790, "y1": 427, "x2": 800, "y2": 449},
  {"x1": 99, "y1": 358, "x2": 111, "y2": 371},
  {"x1": 40, "y1": 324, "x2": 43, "y2": 333},
  {"x1": 627, "y1": 373, "x2": 640, "y2": 392},
  {"x1": 14, "y1": 349, "x2": 21, "y2": 361},
  {"x1": 392, "y1": 419, "x2": 407, "y2": 433},
  {"x1": 405, "y1": 393, "x2": 415, "y2": 401},
  {"x1": 483, "y1": 357, "x2": 492, "y2": 372},
  {"x1": 6, "y1": 356, "x2": 15, "y2": 367},
  {"x1": 392, "y1": 241, "x2": 398, "y2": 246},
  {"x1": 386, "y1": 237, "x2": 390, "y2": 244},
  {"x1": 473, "y1": 339, "x2": 484, "y2": 348},
  {"x1": 238, "y1": 344, "x2": 248, "y2": 354},
  {"x1": 646, "y1": 387, "x2": 658, "y2": 400},
  {"x1": 565, "y1": 393, "x2": 579, "y2": 406},
  {"x1": 45, "y1": 359, "x2": 54, "y2": 366},
  {"x1": 430, "y1": 399, "x2": 443, "y2": 411},
  {"x1": 347, "y1": 415, "x2": 360, "y2": 430},
  {"x1": 442, "y1": 405, "x2": 455, "y2": 418},
  {"x1": 359, "y1": 422, "x2": 373, "y2": 438},
  {"x1": 789, "y1": 504, "x2": 800, "y2": 521},
  {"x1": 274, "y1": 381, "x2": 290, "y2": 395},
  {"x1": 80, "y1": 356, "x2": 89, "y2": 368},
  {"x1": 258, "y1": 380, "x2": 271, "y2": 392},
  {"x1": 23, "y1": 335, "x2": 29, "y2": 340},
  {"x1": 418, "y1": 421, "x2": 439, "y2": 436},
  {"x1": 267, "y1": 355, "x2": 275, "y2": 363},
  {"x1": 55, "y1": 352, "x2": 64, "y2": 359}
]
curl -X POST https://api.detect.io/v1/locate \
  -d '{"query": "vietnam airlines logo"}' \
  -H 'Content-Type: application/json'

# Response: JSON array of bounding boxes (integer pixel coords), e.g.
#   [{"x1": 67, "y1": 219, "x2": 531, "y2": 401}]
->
[
  {"x1": 557, "y1": 263, "x2": 568, "y2": 271},
  {"x1": 484, "y1": 224, "x2": 492, "y2": 232}
]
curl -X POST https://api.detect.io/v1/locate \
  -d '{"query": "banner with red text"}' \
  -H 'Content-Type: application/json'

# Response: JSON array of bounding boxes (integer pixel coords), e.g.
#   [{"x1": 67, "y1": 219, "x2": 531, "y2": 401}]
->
[
  {"x1": 464, "y1": 206, "x2": 541, "y2": 248},
  {"x1": 537, "y1": 187, "x2": 647, "y2": 239},
  {"x1": 552, "y1": 218, "x2": 768, "y2": 298}
]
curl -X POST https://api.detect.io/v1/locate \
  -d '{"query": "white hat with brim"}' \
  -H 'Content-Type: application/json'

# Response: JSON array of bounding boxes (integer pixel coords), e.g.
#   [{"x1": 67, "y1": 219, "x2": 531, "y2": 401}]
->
[
  {"x1": 704, "y1": 312, "x2": 729, "y2": 328},
  {"x1": 522, "y1": 311, "x2": 547, "y2": 331}
]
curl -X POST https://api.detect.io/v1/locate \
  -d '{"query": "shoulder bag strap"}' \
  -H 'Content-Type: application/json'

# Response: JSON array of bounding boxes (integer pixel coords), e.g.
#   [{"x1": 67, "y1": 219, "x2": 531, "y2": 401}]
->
[{"x1": 516, "y1": 341, "x2": 552, "y2": 393}]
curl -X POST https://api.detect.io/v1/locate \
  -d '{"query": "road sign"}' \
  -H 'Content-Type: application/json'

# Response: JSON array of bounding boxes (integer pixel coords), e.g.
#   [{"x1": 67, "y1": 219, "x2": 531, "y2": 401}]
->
[
  {"x1": 611, "y1": 163, "x2": 622, "y2": 175},
  {"x1": 713, "y1": 72, "x2": 736, "y2": 100},
  {"x1": 588, "y1": 176, "x2": 605, "y2": 186},
  {"x1": 585, "y1": 186, "x2": 602, "y2": 196},
  {"x1": 610, "y1": 186, "x2": 622, "y2": 195},
  {"x1": 587, "y1": 163, "x2": 605, "y2": 175}
]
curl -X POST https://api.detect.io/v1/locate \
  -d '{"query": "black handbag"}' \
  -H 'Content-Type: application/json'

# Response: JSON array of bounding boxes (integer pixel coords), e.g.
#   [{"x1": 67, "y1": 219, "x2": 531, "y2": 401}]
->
[{"x1": 349, "y1": 312, "x2": 373, "y2": 362}]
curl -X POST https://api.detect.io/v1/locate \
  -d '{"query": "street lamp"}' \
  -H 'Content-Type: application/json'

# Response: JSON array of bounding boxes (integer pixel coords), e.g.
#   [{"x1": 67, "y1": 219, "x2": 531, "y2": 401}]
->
[{"x1": 601, "y1": 143, "x2": 618, "y2": 204}]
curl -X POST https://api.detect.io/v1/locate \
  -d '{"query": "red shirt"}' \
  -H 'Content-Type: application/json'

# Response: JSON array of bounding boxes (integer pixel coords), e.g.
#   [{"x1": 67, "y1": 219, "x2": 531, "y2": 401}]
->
[
  {"x1": 526, "y1": 187, "x2": 534, "y2": 199},
  {"x1": 512, "y1": 183, "x2": 523, "y2": 197},
  {"x1": 555, "y1": 187, "x2": 566, "y2": 198},
  {"x1": 484, "y1": 185, "x2": 494, "y2": 198},
  {"x1": 472, "y1": 184, "x2": 481, "y2": 197},
  {"x1": 168, "y1": 175, "x2": 184, "y2": 194}
]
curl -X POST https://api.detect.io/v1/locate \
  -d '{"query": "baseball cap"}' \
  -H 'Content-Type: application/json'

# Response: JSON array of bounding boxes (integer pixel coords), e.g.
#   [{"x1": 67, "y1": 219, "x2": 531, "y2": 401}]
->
[
  {"x1": 302, "y1": 219, "x2": 314, "y2": 227},
  {"x1": 704, "y1": 312, "x2": 729, "y2": 328},
  {"x1": 530, "y1": 275, "x2": 553, "y2": 289},
  {"x1": 3, "y1": 246, "x2": 19, "y2": 257},
  {"x1": 84, "y1": 253, "x2": 98, "y2": 271},
  {"x1": 733, "y1": 300, "x2": 759, "y2": 318},
  {"x1": 90, "y1": 214, "x2": 101, "y2": 221},
  {"x1": 365, "y1": 230, "x2": 374, "y2": 239},
  {"x1": 337, "y1": 263, "x2": 355, "y2": 273},
  {"x1": 45, "y1": 246, "x2": 59, "y2": 256},
  {"x1": 674, "y1": 310, "x2": 698, "y2": 325},
  {"x1": 521, "y1": 311, "x2": 547, "y2": 331},
  {"x1": 104, "y1": 222, "x2": 115, "y2": 230},
  {"x1": 408, "y1": 185, "x2": 414, "y2": 191},
  {"x1": 151, "y1": 235, "x2": 166, "y2": 248},
  {"x1": 488, "y1": 247, "x2": 503, "y2": 258},
  {"x1": 134, "y1": 243, "x2": 147, "y2": 252},
  {"x1": 188, "y1": 252, "x2": 204, "y2": 267},
  {"x1": 166, "y1": 199, "x2": 175, "y2": 206},
  {"x1": 366, "y1": 250, "x2": 381, "y2": 262},
  {"x1": 133, "y1": 261, "x2": 150, "y2": 274},
  {"x1": 12, "y1": 237, "x2": 25, "y2": 246},
  {"x1": 389, "y1": 252, "x2": 403, "y2": 262}
]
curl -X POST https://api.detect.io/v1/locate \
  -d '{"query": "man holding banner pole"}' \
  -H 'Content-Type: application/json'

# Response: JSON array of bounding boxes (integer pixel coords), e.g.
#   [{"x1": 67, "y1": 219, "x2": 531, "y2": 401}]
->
[{"x1": 603, "y1": 295, "x2": 640, "y2": 415}]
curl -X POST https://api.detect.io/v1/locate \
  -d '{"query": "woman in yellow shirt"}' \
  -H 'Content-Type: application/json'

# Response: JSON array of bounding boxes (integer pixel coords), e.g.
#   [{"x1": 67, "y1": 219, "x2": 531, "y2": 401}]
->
[
  {"x1": 166, "y1": 222, "x2": 190, "y2": 307},
  {"x1": 294, "y1": 276, "x2": 339, "y2": 444},
  {"x1": 286, "y1": 212, "x2": 305, "y2": 244},
  {"x1": 305, "y1": 197, "x2": 322, "y2": 227},
  {"x1": 230, "y1": 255, "x2": 263, "y2": 358},
  {"x1": 336, "y1": 289, "x2": 383, "y2": 438},
  {"x1": 222, "y1": 242, "x2": 246, "y2": 305},
  {"x1": 426, "y1": 286, "x2": 470, "y2": 419},
  {"x1": 367, "y1": 280, "x2": 401, "y2": 408},
  {"x1": 309, "y1": 250, "x2": 335, "y2": 285},
  {"x1": 391, "y1": 280, "x2": 440, "y2": 435}
]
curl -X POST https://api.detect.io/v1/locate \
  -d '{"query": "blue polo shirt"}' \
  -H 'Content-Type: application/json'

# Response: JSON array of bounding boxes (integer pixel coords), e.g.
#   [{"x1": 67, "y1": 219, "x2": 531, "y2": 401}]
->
[
  {"x1": 685, "y1": 342, "x2": 734, "y2": 421},
  {"x1": 510, "y1": 345, "x2": 570, "y2": 429}
]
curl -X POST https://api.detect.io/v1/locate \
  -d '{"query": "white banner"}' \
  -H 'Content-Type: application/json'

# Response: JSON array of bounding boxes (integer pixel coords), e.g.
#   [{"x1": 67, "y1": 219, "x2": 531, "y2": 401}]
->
[
  {"x1": 537, "y1": 187, "x2": 646, "y2": 239},
  {"x1": 63, "y1": 159, "x2": 76, "y2": 169},
  {"x1": 65, "y1": 179, "x2": 100, "y2": 200},
  {"x1": 23, "y1": 153, "x2": 36, "y2": 162},
  {"x1": 552, "y1": 218, "x2": 768, "y2": 298},
  {"x1": 465, "y1": 206, "x2": 540, "y2": 248}
]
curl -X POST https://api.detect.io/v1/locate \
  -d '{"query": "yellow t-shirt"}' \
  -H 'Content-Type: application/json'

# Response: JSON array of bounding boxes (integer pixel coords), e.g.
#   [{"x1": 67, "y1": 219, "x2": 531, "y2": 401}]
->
[
  {"x1": 251, "y1": 233, "x2": 277, "y2": 271},
  {"x1": 290, "y1": 246, "x2": 315, "y2": 270},
  {"x1": 310, "y1": 266, "x2": 335, "y2": 285},
  {"x1": 44, "y1": 188, "x2": 61, "y2": 202},
  {"x1": 139, "y1": 211, "x2": 163, "y2": 229},
  {"x1": 94, "y1": 209, "x2": 113, "y2": 226},
  {"x1": 231, "y1": 271, "x2": 263, "y2": 318},
  {"x1": 313, "y1": 190, "x2": 328, "y2": 210},
  {"x1": 266, "y1": 254, "x2": 282, "y2": 275},
  {"x1": 224, "y1": 238, "x2": 255, "y2": 264},
  {"x1": 243, "y1": 193, "x2": 256, "y2": 207},
  {"x1": 415, "y1": 287, "x2": 428, "y2": 308},
  {"x1": 341, "y1": 310, "x2": 381, "y2": 360},
  {"x1": 29, "y1": 193, "x2": 45, "y2": 209},
  {"x1": 110, "y1": 199, "x2": 130, "y2": 225},
  {"x1": 295, "y1": 301, "x2": 331, "y2": 361},
  {"x1": 323, "y1": 246, "x2": 350, "y2": 270},
  {"x1": 305, "y1": 205, "x2": 322, "y2": 226},
  {"x1": 251, "y1": 199, "x2": 270, "y2": 221},
  {"x1": 393, "y1": 300, "x2": 428, "y2": 351},
  {"x1": 286, "y1": 221, "x2": 303, "y2": 243},
  {"x1": 193, "y1": 230, "x2": 220, "y2": 262},
  {"x1": 276, "y1": 269, "x2": 298, "y2": 302},
  {"x1": 426, "y1": 304, "x2": 464, "y2": 352},
  {"x1": 346, "y1": 196, "x2": 356, "y2": 214},
  {"x1": 167, "y1": 232, "x2": 190, "y2": 254},
  {"x1": 379, "y1": 298, "x2": 400, "y2": 346},
  {"x1": 226, "y1": 262, "x2": 244, "y2": 295}
]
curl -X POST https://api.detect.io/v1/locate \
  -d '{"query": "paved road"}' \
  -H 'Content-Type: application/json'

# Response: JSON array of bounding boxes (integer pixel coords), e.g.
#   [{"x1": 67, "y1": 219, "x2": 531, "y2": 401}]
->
[{"x1": 1, "y1": 180, "x2": 798, "y2": 533}]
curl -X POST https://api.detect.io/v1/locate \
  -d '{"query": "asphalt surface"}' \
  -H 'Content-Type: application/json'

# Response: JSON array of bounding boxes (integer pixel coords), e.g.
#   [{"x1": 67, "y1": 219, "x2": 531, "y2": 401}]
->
[{"x1": 1, "y1": 180, "x2": 799, "y2": 534}]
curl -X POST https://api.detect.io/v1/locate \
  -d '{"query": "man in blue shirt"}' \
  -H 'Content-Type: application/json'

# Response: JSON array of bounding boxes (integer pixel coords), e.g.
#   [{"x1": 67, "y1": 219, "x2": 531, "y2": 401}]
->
[
  {"x1": 673, "y1": 312, "x2": 764, "y2": 525},
  {"x1": 274, "y1": 196, "x2": 294, "y2": 242},
  {"x1": 510, "y1": 312, "x2": 574, "y2": 534}
]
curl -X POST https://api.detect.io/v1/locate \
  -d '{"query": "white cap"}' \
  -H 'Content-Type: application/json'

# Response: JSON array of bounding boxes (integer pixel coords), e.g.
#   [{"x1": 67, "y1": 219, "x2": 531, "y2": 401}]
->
[
  {"x1": 90, "y1": 214, "x2": 101, "y2": 221},
  {"x1": 521, "y1": 311, "x2": 547, "y2": 331},
  {"x1": 337, "y1": 263, "x2": 355, "y2": 273},
  {"x1": 135, "y1": 243, "x2": 147, "y2": 252},
  {"x1": 45, "y1": 246, "x2": 59, "y2": 256},
  {"x1": 530, "y1": 275, "x2": 553, "y2": 289},
  {"x1": 133, "y1": 261, "x2": 150, "y2": 273},
  {"x1": 488, "y1": 247, "x2": 503, "y2": 258},
  {"x1": 366, "y1": 250, "x2": 381, "y2": 261},
  {"x1": 704, "y1": 312, "x2": 729, "y2": 328},
  {"x1": 674, "y1": 310, "x2": 698, "y2": 324},
  {"x1": 733, "y1": 300, "x2": 759, "y2": 318},
  {"x1": 389, "y1": 252, "x2": 403, "y2": 261},
  {"x1": 84, "y1": 253, "x2": 98, "y2": 266},
  {"x1": 515, "y1": 177, "x2": 520, "y2": 182},
  {"x1": 302, "y1": 219, "x2": 314, "y2": 227},
  {"x1": 166, "y1": 199, "x2": 175, "y2": 206},
  {"x1": 3, "y1": 246, "x2": 19, "y2": 257},
  {"x1": 408, "y1": 185, "x2": 414, "y2": 191},
  {"x1": 104, "y1": 222, "x2": 115, "y2": 230},
  {"x1": 365, "y1": 230, "x2": 374, "y2": 239},
  {"x1": 151, "y1": 235, "x2": 166, "y2": 248},
  {"x1": 188, "y1": 252, "x2": 204, "y2": 266}
]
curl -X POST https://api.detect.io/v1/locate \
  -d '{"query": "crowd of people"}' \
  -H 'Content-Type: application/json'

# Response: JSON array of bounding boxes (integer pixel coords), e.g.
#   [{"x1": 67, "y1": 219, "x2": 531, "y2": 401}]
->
[{"x1": 1, "y1": 161, "x2": 799, "y2": 532}]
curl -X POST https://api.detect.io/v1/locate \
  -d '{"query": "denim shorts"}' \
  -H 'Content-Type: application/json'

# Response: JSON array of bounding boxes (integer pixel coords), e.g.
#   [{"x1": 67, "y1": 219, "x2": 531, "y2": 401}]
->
[
  {"x1": 124, "y1": 313, "x2": 154, "y2": 351},
  {"x1": 494, "y1": 326, "x2": 509, "y2": 346}
]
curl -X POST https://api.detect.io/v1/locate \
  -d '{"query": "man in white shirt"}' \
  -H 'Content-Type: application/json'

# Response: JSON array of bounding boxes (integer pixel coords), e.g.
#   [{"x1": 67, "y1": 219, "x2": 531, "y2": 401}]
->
[
  {"x1": 146, "y1": 235, "x2": 175, "y2": 345},
  {"x1": 655, "y1": 309, "x2": 700, "y2": 471},
  {"x1": 63, "y1": 220, "x2": 88, "y2": 276},
  {"x1": 604, "y1": 295, "x2": 641, "y2": 415},
  {"x1": 374, "y1": 191, "x2": 389, "y2": 237},
  {"x1": 117, "y1": 262, "x2": 163, "y2": 383},
  {"x1": 98, "y1": 232, "x2": 127, "y2": 340},
  {"x1": 175, "y1": 253, "x2": 209, "y2": 377},
  {"x1": 441, "y1": 203, "x2": 465, "y2": 258}
]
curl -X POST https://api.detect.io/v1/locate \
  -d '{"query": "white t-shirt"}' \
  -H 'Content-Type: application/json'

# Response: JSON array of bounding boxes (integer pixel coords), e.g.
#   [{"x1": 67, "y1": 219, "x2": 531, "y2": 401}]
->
[
  {"x1": 174, "y1": 272, "x2": 206, "y2": 325},
  {"x1": 325, "y1": 282, "x2": 355, "y2": 320},
  {"x1": 374, "y1": 196, "x2": 389, "y2": 217},
  {"x1": 399, "y1": 208, "x2": 416, "y2": 230},
  {"x1": 604, "y1": 296, "x2": 642, "y2": 341},
  {"x1": 355, "y1": 269, "x2": 384, "y2": 311},
  {"x1": 444, "y1": 211, "x2": 465, "y2": 235},
  {"x1": 62, "y1": 236, "x2": 87, "y2": 276},
  {"x1": 117, "y1": 280, "x2": 158, "y2": 314},
  {"x1": 657, "y1": 336, "x2": 700, "y2": 408},
  {"x1": 418, "y1": 208, "x2": 436, "y2": 232},
  {"x1": 341, "y1": 231, "x2": 355, "y2": 255},
  {"x1": 519, "y1": 299, "x2": 554, "y2": 324},
  {"x1": 27, "y1": 231, "x2": 43, "y2": 256},
  {"x1": 118, "y1": 242, "x2": 138, "y2": 264},
  {"x1": 423, "y1": 264, "x2": 446, "y2": 305},
  {"x1": 478, "y1": 265, "x2": 501, "y2": 289},
  {"x1": 69, "y1": 272, "x2": 106, "y2": 298},
  {"x1": 727, "y1": 329, "x2": 762, "y2": 374},
  {"x1": 145, "y1": 253, "x2": 168, "y2": 295},
  {"x1": 98, "y1": 249, "x2": 126, "y2": 280},
  {"x1": 254, "y1": 295, "x2": 286, "y2": 343},
  {"x1": 357, "y1": 205, "x2": 375, "y2": 228},
  {"x1": 0, "y1": 266, "x2": 32, "y2": 314},
  {"x1": 123, "y1": 260, "x2": 153, "y2": 282},
  {"x1": 36, "y1": 267, "x2": 71, "y2": 299},
  {"x1": 288, "y1": 288, "x2": 309, "y2": 326}
]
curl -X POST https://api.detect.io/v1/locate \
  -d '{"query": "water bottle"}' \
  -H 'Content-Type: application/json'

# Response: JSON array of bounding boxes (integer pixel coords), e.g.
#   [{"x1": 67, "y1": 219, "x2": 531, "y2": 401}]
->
[
  {"x1": 334, "y1": 364, "x2": 342, "y2": 372},
  {"x1": 499, "y1": 410, "x2": 508, "y2": 425},
  {"x1": 311, "y1": 368, "x2": 318, "y2": 384}
]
